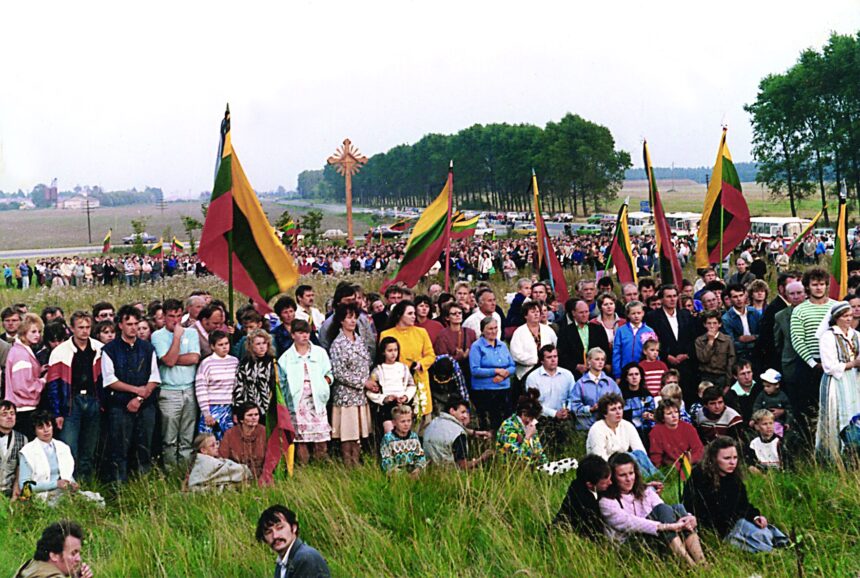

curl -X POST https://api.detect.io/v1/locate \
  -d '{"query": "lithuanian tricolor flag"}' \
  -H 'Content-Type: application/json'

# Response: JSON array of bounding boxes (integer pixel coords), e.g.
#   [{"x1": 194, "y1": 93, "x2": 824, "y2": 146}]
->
[
  {"x1": 607, "y1": 197, "x2": 637, "y2": 284},
  {"x1": 199, "y1": 105, "x2": 299, "y2": 313},
  {"x1": 102, "y1": 229, "x2": 111, "y2": 254},
  {"x1": 172, "y1": 236, "x2": 185, "y2": 254},
  {"x1": 695, "y1": 129, "x2": 751, "y2": 268},
  {"x1": 260, "y1": 364, "x2": 296, "y2": 485},
  {"x1": 830, "y1": 194, "x2": 848, "y2": 300},
  {"x1": 389, "y1": 217, "x2": 415, "y2": 232},
  {"x1": 382, "y1": 166, "x2": 453, "y2": 290},
  {"x1": 451, "y1": 212, "x2": 479, "y2": 239},
  {"x1": 644, "y1": 141, "x2": 683, "y2": 285},
  {"x1": 786, "y1": 208, "x2": 823, "y2": 257},
  {"x1": 532, "y1": 170, "x2": 569, "y2": 303},
  {"x1": 148, "y1": 238, "x2": 164, "y2": 258}
]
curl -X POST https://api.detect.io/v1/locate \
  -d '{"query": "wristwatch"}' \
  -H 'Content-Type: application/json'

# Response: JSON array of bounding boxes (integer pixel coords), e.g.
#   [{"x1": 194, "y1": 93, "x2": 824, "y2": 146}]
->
[{"x1": 136, "y1": 396, "x2": 145, "y2": 402}]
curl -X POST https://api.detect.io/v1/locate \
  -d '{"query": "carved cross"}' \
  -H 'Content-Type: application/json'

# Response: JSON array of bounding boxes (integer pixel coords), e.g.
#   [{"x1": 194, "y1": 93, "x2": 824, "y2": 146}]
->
[{"x1": 328, "y1": 139, "x2": 368, "y2": 245}]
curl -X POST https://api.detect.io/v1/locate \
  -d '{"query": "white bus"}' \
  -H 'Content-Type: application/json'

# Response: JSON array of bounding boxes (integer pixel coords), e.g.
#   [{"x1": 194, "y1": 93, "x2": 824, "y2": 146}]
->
[
  {"x1": 666, "y1": 212, "x2": 702, "y2": 237},
  {"x1": 749, "y1": 217, "x2": 811, "y2": 240},
  {"x1": 627, "y1": 211, "x2": 654, "y2": 235}
]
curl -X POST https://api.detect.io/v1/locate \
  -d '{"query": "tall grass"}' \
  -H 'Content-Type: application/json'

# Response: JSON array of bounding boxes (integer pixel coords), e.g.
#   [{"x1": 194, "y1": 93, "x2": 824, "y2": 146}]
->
[{"x1": 2, "y1": 453, "x2": 858, "y2": 576}]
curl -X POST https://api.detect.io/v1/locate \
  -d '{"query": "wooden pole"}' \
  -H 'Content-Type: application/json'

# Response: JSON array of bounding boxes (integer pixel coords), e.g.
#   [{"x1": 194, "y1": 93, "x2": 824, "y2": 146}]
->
[
  {"x1": 346, "y1": 170, "x2": 354, "y2": 245},
  {"x1": 444, "y1": 161, "x2": 454, "y2": 292}
]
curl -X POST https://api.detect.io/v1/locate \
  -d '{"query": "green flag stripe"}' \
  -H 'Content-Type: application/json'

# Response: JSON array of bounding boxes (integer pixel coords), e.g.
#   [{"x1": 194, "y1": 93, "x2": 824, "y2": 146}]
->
[
  {"x1": 722, "y1": 156, "x2": 741, "y2": 189},
  {"x1": 229, "y1": 203, "x2": 281, "y2": 301},
  {"x1": 401, "y1": 213, "x2": 449, "y2": 264}
]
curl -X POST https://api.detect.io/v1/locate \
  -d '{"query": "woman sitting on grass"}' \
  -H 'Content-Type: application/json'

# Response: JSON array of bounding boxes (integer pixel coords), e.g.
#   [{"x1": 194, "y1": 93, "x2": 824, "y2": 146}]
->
[
  {"x1": 585, "y1": 393, "x2": 658, "y2": 477},
  {"x1": 218, "y1": 403, "x2": 267, "y2": 480},
  {"x1": 599, "y1": 453, "x2": 705, "y2": 567},
  {"x1": 496, "y1": 389, "x2": 547, "y2": 466},
  {"x1": 682, "y1": 436, "x2": 789, "y2": 553},
  {"x1": 648, "y1": 399, "x2": 704, "y2": 469},
  {"x1": 186, "y1": 433, "x2": 252, "y2": 492}
]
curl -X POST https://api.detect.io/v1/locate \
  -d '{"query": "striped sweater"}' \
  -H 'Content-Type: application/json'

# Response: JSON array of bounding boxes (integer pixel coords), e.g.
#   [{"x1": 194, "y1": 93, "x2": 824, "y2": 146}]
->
[
  {"x1": 790, "y1": 299, "x2": 836, "y2": 366},
  {"x1": 195, "y1": 354, "x2": 239, "y2": 415}
]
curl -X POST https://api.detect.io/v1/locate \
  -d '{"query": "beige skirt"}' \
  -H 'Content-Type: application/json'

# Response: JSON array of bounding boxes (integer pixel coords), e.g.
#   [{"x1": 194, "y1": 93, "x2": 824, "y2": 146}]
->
[{"x1": 331, "y1": 404, "x2": 372, "y2": 441}]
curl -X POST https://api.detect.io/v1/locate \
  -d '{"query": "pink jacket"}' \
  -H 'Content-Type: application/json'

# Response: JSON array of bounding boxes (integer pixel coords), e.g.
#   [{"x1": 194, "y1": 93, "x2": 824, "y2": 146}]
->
[
  {"x1": 4, "y1": 340, "x2": 44, "y2": 409},
  {"x1": 598, "y1": 486, "x2": 664, "y2": 540}
]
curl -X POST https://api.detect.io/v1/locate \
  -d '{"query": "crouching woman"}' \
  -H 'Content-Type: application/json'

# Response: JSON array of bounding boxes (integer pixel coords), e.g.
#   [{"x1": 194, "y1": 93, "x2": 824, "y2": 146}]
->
[{"x1": 599, "y1": 453, "x2": 705, "y2": 567}]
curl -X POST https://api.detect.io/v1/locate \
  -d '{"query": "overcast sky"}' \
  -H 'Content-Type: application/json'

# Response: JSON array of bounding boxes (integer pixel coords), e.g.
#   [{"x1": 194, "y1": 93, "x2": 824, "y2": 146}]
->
[{"x1": 1, "y1": 0, "x2": 858, "y2": 198}]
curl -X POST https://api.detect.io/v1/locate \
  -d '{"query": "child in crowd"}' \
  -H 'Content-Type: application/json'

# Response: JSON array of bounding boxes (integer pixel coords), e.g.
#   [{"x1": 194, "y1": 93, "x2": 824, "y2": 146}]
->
[
  {"x1": 94, "y1": 320, "x2": 115, "y2": 344},
  {"x1": 649, "y1": 399, "x2": 704, "y2": 469},
  {"x1": 693, "y1": 386, "x2": 744, "y2": 444},
  {"x1": 687, "y1": 381, "x2": 714, "y2": 423},
  {"x1": 638, "y1": 338, "x2": 668, "y2": 397},
  {"x1": 196, "y1": 330, "x2": 239, "y2": 440},
  {"x1": 368, "y1": 337, "x2": 416, "y2": 433},
  {"x1": 747, "y1": 409, "x2": 784, "y2": 471},
  {"x1": 752, "y1": 369, "x2": 793, "y2": 438},
  {"x1": 232, "y1": 308, "x2": 264, "y2": 360},
  {"x1": 660, "y1": 382, "x2": 693, "y2": 424},
  {"x1": 379, "y1": 405, "x2": 426, "y2": 477}
]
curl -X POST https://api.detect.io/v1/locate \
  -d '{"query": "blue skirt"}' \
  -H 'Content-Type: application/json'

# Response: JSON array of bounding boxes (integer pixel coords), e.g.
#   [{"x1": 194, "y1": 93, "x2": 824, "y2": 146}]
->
[
  {"x1": 197, "y1": 404, "x2": 234, "y2": 441},
  {"x1": 726, "y1": 518, "x2": 789, "y2": 553}
]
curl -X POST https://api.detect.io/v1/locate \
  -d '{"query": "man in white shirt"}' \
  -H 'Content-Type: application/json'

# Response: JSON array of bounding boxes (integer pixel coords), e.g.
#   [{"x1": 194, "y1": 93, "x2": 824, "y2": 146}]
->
[
  {"x1": 294, "y1": 284, "x2": 325, "y2": 335},
  {"x1": 463, "y1": 288, "x2": 502, "y2": 341}
]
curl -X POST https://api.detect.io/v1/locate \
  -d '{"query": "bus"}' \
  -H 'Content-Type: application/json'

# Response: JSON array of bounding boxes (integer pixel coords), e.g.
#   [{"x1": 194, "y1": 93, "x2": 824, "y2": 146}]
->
[
  {"x1": 627, "y1": 211, "x2": 653, "y2": 235},
  {"x1": 749, "y1": 217, "x2": 811, "y2": 240},
  {"x1": 666, "y1": 212, "x2": 702, "y2": 237}
]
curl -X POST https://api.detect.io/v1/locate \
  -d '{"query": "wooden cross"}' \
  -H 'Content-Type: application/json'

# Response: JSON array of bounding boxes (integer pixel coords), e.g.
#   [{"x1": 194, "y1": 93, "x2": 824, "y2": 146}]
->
[{"x1": 327, "y1": 138, "x2": 368, "y2": 245}]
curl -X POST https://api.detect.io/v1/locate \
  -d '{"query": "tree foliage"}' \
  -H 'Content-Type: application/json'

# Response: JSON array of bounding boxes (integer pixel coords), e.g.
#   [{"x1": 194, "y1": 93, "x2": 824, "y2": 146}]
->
[
  {"x1": 746, "y1": 32, "x2": 860, "y2": 222},
  {"x1": 181, "y1": 215, "x2": 203, "y2": 253},
  {"x1": 301, "y1": 209, "x2": 324, "y2": 245},
  {"x1": 130, "y1": 217, "x2": 149, "y2": 256},
  {"x1": 299, "y1": 114, "x2": 630, "y2": 215}
]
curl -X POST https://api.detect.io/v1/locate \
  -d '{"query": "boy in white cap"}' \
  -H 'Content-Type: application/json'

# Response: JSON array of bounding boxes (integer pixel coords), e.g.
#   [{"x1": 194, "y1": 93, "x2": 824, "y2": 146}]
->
[{"x1": 751, "y1": 368, "x2": 793, "y2": 437}]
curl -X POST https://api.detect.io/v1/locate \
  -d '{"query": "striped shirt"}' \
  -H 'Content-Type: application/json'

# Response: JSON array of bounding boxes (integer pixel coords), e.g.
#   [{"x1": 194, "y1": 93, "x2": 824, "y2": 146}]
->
[
  {"x1": 638, "y1": 359, "x2": 669, "y2": 397},
  {"x1": 195, "y1": 354, "x2": 239, "y2": 414},
  {"x1": 790, "y1": 299, "x2": 836, "y2": 366}
]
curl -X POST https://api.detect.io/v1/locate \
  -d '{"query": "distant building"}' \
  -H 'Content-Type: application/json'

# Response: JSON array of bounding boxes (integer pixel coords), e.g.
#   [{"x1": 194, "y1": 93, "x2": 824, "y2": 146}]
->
[{"x1": 58, "y1": 196, "x2": 100, "y2": 210}]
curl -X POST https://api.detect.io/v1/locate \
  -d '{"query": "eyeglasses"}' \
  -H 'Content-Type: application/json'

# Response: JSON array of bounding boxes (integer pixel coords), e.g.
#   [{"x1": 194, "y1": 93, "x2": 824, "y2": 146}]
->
[{"x1": 449, "y1": 311, "x2": 463, "y2": 316}]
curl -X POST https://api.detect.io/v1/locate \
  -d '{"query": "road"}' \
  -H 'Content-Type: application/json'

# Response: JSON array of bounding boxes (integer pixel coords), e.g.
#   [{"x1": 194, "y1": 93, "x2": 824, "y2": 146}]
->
[{"x1": 0, "y1": 240, "x2": 192, "y2": 260}]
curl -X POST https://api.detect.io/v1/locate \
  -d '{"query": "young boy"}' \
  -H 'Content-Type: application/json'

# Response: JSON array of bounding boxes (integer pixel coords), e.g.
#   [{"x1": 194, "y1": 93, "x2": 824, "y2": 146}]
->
[
  {"x1": 379, "y1": 405, "x2": 427, "y2": 478},
  {"x1": 752, "y1": 369, "x2": 793, "y2": 438},
  {"x1": 231, "y1": 309, "x2": 264, "y2": 360},
  {"x1": 693, "y1": 386, "x2": 744, "y2": 443},
  {"x1": 639, "y1": 339, "x2": 669, "y2": 398},
  {"x1": 747, "y1": 409, "x2": 783, "y2": 471}
]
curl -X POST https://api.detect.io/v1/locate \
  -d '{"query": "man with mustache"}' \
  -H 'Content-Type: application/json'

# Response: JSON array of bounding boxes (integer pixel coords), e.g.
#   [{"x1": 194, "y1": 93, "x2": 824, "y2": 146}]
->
[{"x1": 257, "y1": 505, "x2": 330, "y2": 578}]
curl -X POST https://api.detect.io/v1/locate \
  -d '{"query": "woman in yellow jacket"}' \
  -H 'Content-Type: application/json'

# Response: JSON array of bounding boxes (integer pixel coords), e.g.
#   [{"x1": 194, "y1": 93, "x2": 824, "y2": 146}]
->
[{"x1": 379, "y1": 301, "x2": 436, "y2": 420}]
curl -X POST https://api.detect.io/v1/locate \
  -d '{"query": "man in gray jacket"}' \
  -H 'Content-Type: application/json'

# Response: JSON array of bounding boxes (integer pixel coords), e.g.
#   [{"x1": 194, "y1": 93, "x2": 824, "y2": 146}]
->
[{"x1": 422, "y1": 397, "x2": 492, "y2": 469}]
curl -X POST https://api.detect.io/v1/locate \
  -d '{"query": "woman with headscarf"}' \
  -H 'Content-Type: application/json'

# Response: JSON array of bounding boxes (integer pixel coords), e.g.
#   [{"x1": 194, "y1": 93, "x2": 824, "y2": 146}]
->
[{"x1": 815, "y1": 301, "x2": 860, "y2": 460}]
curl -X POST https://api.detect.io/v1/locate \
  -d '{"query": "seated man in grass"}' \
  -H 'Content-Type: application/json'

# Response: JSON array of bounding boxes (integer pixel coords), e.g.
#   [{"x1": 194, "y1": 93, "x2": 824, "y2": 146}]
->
[
  {"x1": 552, "y1": 454, "x2": 612, "y2": 539},
  {"x1": 15, "y1": 521, "x2": 93, "y2": 578},
  {"x1": 422, "y1": 397, "x2": 492, "y2": 470},
  {"x1": 256, "y1": 504, "x2": 330, "y2": 578}
]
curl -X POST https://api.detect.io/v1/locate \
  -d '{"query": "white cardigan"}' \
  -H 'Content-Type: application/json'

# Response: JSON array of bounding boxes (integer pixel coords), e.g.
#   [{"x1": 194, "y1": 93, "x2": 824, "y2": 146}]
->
[
  {"x1": 19, "y1": 439, "x2": 75, "y2": 492},
  {"x1": 585, "y1": 419, "x2": 645, "y2": 460},
  {"x1": 509, "y1": 324, "x2": 558, "y2": 378}
]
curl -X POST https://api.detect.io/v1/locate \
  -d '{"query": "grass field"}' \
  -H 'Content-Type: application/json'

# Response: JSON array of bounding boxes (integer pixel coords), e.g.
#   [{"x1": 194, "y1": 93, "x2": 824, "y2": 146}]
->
[{"x1": 0, "y1": 274, "x2": 858, "y2": 576}]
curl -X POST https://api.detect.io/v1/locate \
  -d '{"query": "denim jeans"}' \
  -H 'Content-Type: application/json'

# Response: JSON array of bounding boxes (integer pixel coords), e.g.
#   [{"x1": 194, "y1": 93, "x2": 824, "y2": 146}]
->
[
  {"x1": 57, "y1": 395, "x2": 101, "y2": 481},
  {"x1": 158, "y1": 387, "x2": 198, "y2": 467},
  {"x1": 107, "y1": 403, "x2": 156, "y2": 483}
]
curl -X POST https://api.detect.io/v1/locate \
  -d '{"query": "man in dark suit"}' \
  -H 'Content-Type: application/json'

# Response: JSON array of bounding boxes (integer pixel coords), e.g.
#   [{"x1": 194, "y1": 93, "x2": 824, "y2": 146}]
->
[
  {"x1": 553, "y1": 454, "x2": 612, "y2": 538},
  {"x1": 558, "y1": 301, "x2": 611, "y2": 379},
  {"x1": 757, "y1": 271, "x2": 800, "y2": 372},
  {"x1": 645, "y1": 284, "x2": 701, "y2": 403},
  {"x1": 257, "y1": 505, "x2": 331, "y2": 578}
]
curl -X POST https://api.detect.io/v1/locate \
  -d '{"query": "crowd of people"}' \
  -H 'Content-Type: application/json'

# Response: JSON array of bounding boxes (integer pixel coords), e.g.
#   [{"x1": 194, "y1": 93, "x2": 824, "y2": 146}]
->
[{"x1": 4, "y1": 231, "x2": 860, "y2": 573}]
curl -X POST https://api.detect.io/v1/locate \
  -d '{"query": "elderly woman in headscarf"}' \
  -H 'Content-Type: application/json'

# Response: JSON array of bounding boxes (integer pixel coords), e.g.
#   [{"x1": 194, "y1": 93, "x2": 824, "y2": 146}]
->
[{"x1": 816, "y1": 300, "x2": 860, "y2": 460}]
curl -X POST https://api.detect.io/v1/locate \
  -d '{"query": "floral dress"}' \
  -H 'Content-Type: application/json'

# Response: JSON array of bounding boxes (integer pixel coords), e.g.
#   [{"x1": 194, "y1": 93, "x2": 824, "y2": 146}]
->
[
  {"x1": 295, "y1": 360, "x2": 331, "y2": 443},
  {"x1": 329, "y1": 332, "x2": 372, "y2": 441},
  {"x1": 495, "y1": 415, "x2": 547, "y2": 466}
]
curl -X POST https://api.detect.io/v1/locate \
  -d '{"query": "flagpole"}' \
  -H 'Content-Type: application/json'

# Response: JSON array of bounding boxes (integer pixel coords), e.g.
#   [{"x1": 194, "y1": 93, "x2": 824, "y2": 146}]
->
[
  {"x1": 719, "y1": 204, "x2": 724, "y2": 278},
  {"x1": 444, "y1": 160, "x2": 454, "y2": 292},
  {"x1": 227, "y1": 229, "x2": 234, "y2": 323}
]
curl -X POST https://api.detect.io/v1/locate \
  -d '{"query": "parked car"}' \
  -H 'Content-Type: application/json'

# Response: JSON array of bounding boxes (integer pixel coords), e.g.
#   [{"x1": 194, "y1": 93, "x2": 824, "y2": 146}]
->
[
  {"x1": 513, "y1": 223, "x2": 538, "y2": 236},
  {"x1": 322, "y1": 229, "x2": 348, "y2": 240},
  {"x1": 571, "y1": 223, "x2": 602, "y2": 235},
  {"x1": 122, "y1": 232, "x2": 157, "y2": 244},
  {"x1": 369, "y1": 226, "x2": 404, "y2": 238}
]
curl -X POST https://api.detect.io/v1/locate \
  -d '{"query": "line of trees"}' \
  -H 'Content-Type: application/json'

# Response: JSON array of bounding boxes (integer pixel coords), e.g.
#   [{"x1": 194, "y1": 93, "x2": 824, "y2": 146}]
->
[
  {"x1": 746, "y1": 32, "x2": 860, "y2": 224},
  {"x1": 298, "y1": 114, "x2": 631, "y2": 215}
]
